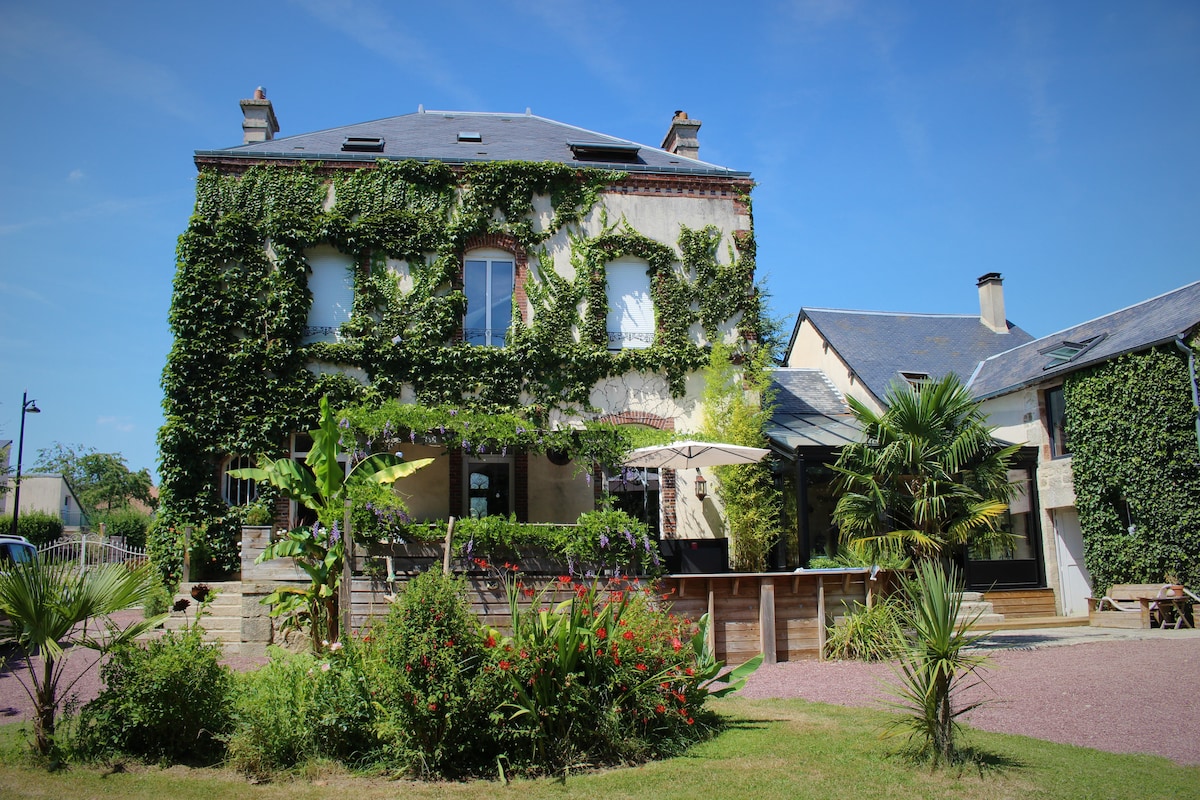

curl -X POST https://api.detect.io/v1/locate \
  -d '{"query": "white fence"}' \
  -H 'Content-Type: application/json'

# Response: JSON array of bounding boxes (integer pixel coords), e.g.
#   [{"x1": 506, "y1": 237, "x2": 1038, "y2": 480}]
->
[{"x1": 38, "y1": 534, "x2": 149, "y2": 571}]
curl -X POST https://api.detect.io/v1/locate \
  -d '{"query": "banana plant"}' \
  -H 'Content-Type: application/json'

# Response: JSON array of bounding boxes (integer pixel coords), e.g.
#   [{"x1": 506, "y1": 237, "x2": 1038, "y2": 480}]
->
[{"x1": 231, "y1": 396, "x2": 432, "y2": 650}]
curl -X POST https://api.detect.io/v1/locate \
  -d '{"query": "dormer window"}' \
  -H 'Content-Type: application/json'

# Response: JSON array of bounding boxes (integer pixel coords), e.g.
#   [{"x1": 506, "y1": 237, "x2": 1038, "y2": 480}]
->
[
  {"x1": 1040, "y1": 334, "x2": 1105, "y2": 370},
  {"x1": 900, "y1": 371, "x2": 931, "y2": 388},
  {"x1": 342, "y1": 136, "x2": 384, "y2": 152},
  {"x1": 568, "y1": 141, "x2": 641, "y2": 163}
]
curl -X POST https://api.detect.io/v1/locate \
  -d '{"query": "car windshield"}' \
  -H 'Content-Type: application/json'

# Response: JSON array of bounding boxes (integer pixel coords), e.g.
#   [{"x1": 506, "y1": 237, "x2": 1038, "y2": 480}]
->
[{"x1": 1, "y1": 542, "x2": 36, "y2": 566}]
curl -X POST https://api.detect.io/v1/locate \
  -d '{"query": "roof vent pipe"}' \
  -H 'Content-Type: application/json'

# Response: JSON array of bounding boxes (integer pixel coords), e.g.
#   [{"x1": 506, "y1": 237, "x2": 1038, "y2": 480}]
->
[
  {"x1": 661, "y1": 110, "x2": 701, "y2": 160},
  {"x1": 240, "y1": 86, "x2": 280, "y2": 145},
  {"x1": 977, "y1": 272, "x2": 1008, "y2": 334}
]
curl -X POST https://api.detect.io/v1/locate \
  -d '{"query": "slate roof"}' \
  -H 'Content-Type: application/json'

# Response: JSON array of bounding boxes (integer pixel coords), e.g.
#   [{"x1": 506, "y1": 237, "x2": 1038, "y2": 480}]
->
[
  {"x1": 766, "y1": 368, "x2": 862, "y2": 454},
  {"x1": 797, "y1": 309, "x2": 1034, "y2": 407},
  {"x1": 196, "y1": 110, "x2": 748, "y2": 177},
  {"x1": 968, "y1": 280, "x2": 1200, "y2": 400}
]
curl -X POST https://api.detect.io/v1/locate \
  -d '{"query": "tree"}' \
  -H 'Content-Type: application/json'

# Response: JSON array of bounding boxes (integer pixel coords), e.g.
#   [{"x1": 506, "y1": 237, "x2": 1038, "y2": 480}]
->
[
  {"x1": 699, "y1": 340, "x2": 781, "y2": 571},
  {"x1": 33, "y1": 443, "x2": 155, "y2": 516},
  {"x1": 831, "y1": 374, "x2": 1019, "y2": 561},
  {"x1": 0, "y1": 560, "x2": 163, "y2": 756},
  {"x1": 230, "y1": 396, "x2": 432, "y2": 650}
]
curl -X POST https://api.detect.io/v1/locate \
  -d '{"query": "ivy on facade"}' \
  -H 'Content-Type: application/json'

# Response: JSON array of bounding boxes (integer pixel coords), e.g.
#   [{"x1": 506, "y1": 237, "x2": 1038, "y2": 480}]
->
[
  {"x1": 156, "y1": 159, "x2": 760, "y2": 576},
  {"x1": 1064, "y1": 343, "x2": 1200, "y2": 594}
]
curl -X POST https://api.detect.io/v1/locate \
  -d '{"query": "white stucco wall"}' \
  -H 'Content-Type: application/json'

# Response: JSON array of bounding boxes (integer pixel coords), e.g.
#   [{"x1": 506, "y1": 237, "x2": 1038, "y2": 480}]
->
[
  {"x1": 527, "y1": 456, "x2": 594, "y2": 523},
  {"x1": 390, "y1": 444, "x2": 450, "y2": 521}
]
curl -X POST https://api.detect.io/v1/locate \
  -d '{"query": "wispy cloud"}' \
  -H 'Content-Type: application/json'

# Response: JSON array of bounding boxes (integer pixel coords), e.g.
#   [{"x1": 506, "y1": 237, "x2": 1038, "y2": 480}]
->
[
  {"x1": 290, "y1": 0, "x2": 481, "y2": 107},
  {"x1": 1012, "y1": 7, "x2": 1060, "y2": 156},
  {"x1": 0, "y1": 9, "x2": 205, "y2": 125},
  {"x1": 0, "y1": 194, "x2": 176, "y2": 237},
  {"x1": 68, "y1": 169, "x2": 85, "y2": 182},
  {"x1": 97, "y1": 416, "x2": 136, "y2": 434},
  {"x1": 509, "y1": 0, "x2": 641, "y2": 98},
  {"x1": 0, "y1": 281, "x2": 49, "y2": 306}
]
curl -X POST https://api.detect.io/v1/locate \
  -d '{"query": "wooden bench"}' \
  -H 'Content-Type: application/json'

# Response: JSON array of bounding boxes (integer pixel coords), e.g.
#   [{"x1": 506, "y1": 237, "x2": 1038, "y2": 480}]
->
[{"x1": 1088, "y1": 584, "x2": 1193, "y2": 629}]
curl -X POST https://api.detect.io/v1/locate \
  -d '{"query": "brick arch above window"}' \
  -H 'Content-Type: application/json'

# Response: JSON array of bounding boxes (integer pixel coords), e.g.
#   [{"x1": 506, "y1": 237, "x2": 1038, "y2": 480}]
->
[
  {"x1": 460, "y1": 235, "x2": 529, "y2": 343},
  {"x1": 596, "y1": 411, "x2": 675, "y2": 431}
]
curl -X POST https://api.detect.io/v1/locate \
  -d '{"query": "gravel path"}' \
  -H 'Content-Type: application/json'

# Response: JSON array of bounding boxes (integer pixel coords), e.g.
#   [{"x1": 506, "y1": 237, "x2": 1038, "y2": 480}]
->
[
  {"x1": 740, "y1": 632, "x2": 1200, "y2": 765},
  {"x1": 4, "y1": 618, "x2": 1198, "y2": 766}
]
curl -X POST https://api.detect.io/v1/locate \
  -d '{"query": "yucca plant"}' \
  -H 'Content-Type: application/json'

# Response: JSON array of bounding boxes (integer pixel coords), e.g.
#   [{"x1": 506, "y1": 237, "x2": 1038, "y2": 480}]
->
[{"x1": 883, "y1": 560, "x2": 990, "y2": 765}]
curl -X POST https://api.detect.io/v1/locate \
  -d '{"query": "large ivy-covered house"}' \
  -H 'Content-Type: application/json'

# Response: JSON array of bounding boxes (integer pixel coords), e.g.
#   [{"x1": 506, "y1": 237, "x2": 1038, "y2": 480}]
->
[{"x1": 155, "y1": 90, "x2": 762, "y2": 577}]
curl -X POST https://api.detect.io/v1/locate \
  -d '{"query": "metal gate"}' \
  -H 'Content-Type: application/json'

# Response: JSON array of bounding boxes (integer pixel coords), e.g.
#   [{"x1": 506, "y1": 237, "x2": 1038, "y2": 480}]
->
[{"x1": 38, "y1": 534, "x2": 150, "y2": 571}]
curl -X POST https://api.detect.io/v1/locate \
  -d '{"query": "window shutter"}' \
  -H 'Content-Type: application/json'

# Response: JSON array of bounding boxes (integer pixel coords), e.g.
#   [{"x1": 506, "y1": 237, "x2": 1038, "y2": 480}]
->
[
  {"x1": 606, "y1": 258, "x2": 654, "y2": 349},
  {"x1": 305, "y1": 248, "x2": 355, "y2": 343}
]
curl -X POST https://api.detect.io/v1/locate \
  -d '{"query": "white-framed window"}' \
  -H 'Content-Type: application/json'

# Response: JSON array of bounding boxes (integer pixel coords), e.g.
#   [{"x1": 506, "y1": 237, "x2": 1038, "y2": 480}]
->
[
  {"x1": 222, "y1": 455, "x2": 259, "y2": 506},
  {"x1": 305, "y1": 246, "x2": 355, "y2": 343},
  {"x1": 464, "y1": 249, "x2": 515, "y2": 347},
  {"x1": 605, "y1": 257, "x2": 654, "y2": 350}
]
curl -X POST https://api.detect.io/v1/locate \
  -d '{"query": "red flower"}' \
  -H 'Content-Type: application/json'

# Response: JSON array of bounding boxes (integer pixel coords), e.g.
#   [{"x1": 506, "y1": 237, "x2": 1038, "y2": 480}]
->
[
  {"x1": 523, "y1": 587, "x2": 535, "y2": 598},
  {"x1": 656, "y1": 704, "x2": 666, "y2": 714},
  {"x1": 499, "y1": 660, "x2": 511, "y2": 670},
  {"x1": 485, "y1": 635, "x2": 497, "y2": 648},
  {"x1": 558, "y1": 575, "x2": 571, "y2": 584},
  {"x1": 445, "y1": 639, "x2": 454, "y2": 647},
  {"x1": 671, "y1": 637, "x2": 683, "y2": 652},
  {"x1": 685, "y1": 667, "x2": 694, "y2": 676},
  {"x1": 687, "y1": 717, "x2": 695, "y2": 725},
  {"x1": 636, "y1": 663, "x2": 647, "y2": 671},
  {"x1": 597, "y1": 627, "x2": 607, "y2": 640},
  {"x1": 428, "y1": 702, "x2": 438, "y2": 711},
  {"x1": 622, "y1": 630, "x2": 634, "y2": 641}
]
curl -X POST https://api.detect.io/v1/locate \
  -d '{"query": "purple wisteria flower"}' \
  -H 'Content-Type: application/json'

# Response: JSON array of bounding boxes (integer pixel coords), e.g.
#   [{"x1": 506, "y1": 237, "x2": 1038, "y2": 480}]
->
[
  {"x1": 624, "y1": 528, "x2": 636, "y2": 547},
  {"x1": 338, "y1": 418, "x2": 350, "y2": 429},
  {"x1": 330, "y1": 521, "x2": 341, "y2": 544},
  {"x1": 643, "y1": 534, "x2": 653, "y2": 553},
  {"x1": 410, "y1": 430, "x2": 417, "y2": 443},
  {"x1": 599, "y1": 532, "x2": 609, "y2": 549}
]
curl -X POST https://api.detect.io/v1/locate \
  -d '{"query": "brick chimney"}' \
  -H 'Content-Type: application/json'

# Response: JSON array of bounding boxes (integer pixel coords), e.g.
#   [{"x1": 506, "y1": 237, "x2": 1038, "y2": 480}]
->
[
  {"x1": 240, "y1": 86, "x2": 280, "y2": 144},
  {"x1": 661, "y1": 110, "x2": 701, "y2": 160},
  {"x1": 977, "y1": 272, "x2": 1008, "y2": 334}
]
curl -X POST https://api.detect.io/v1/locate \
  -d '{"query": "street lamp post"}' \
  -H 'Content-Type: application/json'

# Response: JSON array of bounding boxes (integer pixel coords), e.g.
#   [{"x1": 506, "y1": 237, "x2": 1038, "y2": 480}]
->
[{"x1": 9, "y1": 391, "x2": 41, "y2": 537}]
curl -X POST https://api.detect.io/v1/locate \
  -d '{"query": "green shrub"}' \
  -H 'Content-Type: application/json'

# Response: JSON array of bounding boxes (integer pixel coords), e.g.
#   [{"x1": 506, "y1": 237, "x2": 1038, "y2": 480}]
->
[
  {"x1": 142, "y1": 580, "x2": 174, "y2": 618},
  {"x1": 75, "y1": 628, "x2": 233, "y2": 764},
  {"x1": 4, "y1": 511, "x2": 64, "y2": 547},
  {"x1": 227, "y1": 649, "x2": 319, "y2": 776},
  {"x1": 570, "y1": 509, "x2": 660, "y2": 577},
  {"x1": 825, "y1": 595, "x2": 908, "y2": 661},
  {"x1": 363, "y1": 569, "x2": 498, "y2": 778},
  {"x1": 487, "y1": 575, "x2": 732, "y2": 774},
  {"x1": 94, "y1": 508, "x2": 152, "y2": 548}
]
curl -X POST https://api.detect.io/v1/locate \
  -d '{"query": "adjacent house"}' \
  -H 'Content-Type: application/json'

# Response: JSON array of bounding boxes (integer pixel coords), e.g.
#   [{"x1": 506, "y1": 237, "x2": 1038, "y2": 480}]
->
[
  {"x1": 968, "y1": 280, "x2": 1200, "y2": 614},
  {"x1": 0, "y1": 446, "x2": 90, "y2": 534},
  {"x1": 768, "y1": 274, "x2": 1046, "y2": 592},
  {"x1": 158, "y1": 92, "x2": 763, "y2": 574}
]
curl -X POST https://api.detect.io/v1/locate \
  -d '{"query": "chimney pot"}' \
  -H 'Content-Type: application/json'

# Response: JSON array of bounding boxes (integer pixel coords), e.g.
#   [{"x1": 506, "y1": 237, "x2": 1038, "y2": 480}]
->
[
  {"x1": 661, "y1": 110, "x2": 702, "y2": 160},
  {"x1": 977, "y1": 272, "x2": 1008, "y2": 334}
]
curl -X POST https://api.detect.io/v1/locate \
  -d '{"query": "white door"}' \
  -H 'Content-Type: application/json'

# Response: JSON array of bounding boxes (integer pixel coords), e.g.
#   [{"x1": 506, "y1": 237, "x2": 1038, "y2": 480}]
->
[{"x1": 1053, "y1": 508, "x2": 1093, "y2": 616}]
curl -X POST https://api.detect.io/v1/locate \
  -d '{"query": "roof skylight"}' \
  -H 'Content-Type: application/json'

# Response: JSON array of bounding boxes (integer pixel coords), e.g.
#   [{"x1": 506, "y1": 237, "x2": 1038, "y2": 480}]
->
[
  {"x1": 342, "y1": 136, "x2": 385, "y2": 152},
  {"x1": 1040, "y1": 334, "x2": 1106, "y2": 370}
]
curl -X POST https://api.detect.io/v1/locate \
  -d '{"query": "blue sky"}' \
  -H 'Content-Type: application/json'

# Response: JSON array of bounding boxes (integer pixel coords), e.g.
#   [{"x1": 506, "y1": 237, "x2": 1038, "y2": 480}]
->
[{"x1": 2, "y1": 0, "x2": 1198, "y2": 481}]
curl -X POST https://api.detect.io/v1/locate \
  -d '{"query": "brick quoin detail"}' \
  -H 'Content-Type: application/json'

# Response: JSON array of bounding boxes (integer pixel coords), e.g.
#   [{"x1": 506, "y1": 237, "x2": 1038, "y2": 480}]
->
[
  {"x1": 515, "y1": 452, "x2": 529, "y2": 523},
  {"x1": 661, "y1": 469, "x2": 677, "y2": 538}
]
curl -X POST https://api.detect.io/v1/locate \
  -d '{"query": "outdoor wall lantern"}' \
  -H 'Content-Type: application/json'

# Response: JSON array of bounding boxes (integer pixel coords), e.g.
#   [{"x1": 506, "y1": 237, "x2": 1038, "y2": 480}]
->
[{"x1": 693, "y1": 468, "x2": 707, "y2": 501}]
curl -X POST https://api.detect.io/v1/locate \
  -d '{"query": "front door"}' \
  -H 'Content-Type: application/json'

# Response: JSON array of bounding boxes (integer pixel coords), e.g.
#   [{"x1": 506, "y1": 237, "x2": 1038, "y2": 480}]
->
[
  {"x1": 466, "y1": 458, "x2": 512, "y2": 518},
  {"x1": 1053, "y1": 508, "x2": 1092, "y2": 616}
]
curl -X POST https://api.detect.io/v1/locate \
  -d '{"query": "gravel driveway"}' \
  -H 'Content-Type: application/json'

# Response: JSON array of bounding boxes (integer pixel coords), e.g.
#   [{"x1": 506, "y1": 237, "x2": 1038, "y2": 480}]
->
[
  {"x1": 740, "y1": 629, "x2": 1200, "y2": 765},
  {"x1": 3, "y1": 620, "x2": 1197, "y2": 766}
]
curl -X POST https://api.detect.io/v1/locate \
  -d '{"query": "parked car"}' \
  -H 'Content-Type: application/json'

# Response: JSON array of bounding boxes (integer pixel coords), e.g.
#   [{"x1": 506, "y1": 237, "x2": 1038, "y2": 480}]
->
[{"x1": 0, "y1": 533, "x2": 37, "y2": 569}]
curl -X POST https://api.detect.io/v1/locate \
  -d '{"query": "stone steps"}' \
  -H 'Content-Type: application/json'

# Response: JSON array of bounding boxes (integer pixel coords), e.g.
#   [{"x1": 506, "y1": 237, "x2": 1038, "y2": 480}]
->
[{"x1": 153, "y1": 582, "x2": 246, "y2": 653}]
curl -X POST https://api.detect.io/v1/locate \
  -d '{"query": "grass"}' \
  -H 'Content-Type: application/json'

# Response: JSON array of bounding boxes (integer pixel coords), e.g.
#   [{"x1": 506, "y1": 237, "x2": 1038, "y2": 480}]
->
[{"x1": 1, "y1": 697, "x2": 1197, "y2": 799}]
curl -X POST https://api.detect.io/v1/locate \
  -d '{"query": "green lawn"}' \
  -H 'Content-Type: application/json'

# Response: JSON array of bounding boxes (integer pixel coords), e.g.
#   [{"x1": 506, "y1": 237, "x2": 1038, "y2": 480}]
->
[{"x1": 2, "y1": 697, "x2": 1197, "y2": 800}]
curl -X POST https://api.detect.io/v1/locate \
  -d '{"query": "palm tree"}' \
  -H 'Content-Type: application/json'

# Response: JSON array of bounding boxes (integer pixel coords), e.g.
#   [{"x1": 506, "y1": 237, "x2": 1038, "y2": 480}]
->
[
  {"x1": 0, "y1": 560, "x2": 164, "y2": 756},
  {"x1": 831, "y1": 374, "x2": 1019, "y2": 560}
]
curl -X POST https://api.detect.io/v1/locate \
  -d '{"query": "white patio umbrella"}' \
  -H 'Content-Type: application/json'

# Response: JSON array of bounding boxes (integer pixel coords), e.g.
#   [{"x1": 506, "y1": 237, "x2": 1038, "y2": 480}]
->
[{"x1": 622, "y1": 440, "x2": 771, "y2": 469}]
